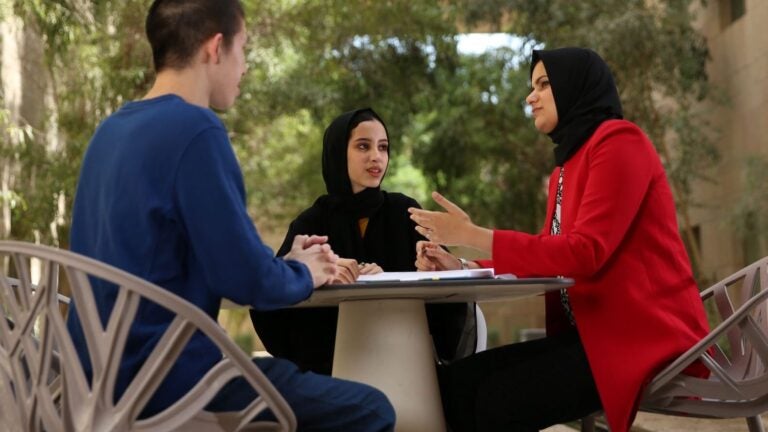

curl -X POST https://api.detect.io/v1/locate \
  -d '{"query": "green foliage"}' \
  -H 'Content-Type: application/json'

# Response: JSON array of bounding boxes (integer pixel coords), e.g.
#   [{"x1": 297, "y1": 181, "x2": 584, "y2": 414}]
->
[
  {"x1": 733, "y1": 156, "x2": 768, "y2": 262},
  {"x1": 461, "y1": 0, "x2": 717, "y2": 189},
  {"x1": 232, "y1": 1, "x2": 553, "y2": 232},
  {"x1": 0, "y1": 109, "x2": 31, "y2": 219},
  {"x1": 231, "y1": 110, "x2": 326, "y2": 234},
  {"x1": 1, "y1": 0, "x2": 152, "y2": 244},
  {"x1": 459, "y1": 0, "x2": 718, "y2": 273},
  {"x1": 0, "y1": 106, "x2": 62, "y2": 244},
  {"x1": 1, "y1": 0, "x2": 721, "y2": 347},
  {"x1": 2, "y1": 0, "x2": 718, "y2": 253}
]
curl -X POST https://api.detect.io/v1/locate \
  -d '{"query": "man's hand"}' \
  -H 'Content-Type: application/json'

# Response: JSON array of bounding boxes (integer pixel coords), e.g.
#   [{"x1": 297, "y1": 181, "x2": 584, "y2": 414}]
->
[{"x1": 284, "y1": 235, "x2": 338, "y2": 288}]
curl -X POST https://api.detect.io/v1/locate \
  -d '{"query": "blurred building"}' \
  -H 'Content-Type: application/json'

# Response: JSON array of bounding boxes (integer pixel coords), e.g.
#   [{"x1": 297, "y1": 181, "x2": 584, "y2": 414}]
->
[{"x1": 691, "y1": 0, "x2": 768, "y2": 281}]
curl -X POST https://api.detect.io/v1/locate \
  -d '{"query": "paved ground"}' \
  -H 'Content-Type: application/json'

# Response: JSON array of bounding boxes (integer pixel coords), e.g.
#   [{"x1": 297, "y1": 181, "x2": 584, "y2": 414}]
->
[
  {"x1": 632, "y1": 412, "x2": 767, "y2": 432},
  {"x1": 542, "y1": 412, "x2": 768, "y2": 431}
]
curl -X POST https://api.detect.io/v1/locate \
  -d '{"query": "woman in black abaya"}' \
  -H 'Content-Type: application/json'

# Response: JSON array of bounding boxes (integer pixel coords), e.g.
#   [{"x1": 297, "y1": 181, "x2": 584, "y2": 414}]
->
[{"x1": 250, "y1": 108, "x2": 475, "y2": 374}]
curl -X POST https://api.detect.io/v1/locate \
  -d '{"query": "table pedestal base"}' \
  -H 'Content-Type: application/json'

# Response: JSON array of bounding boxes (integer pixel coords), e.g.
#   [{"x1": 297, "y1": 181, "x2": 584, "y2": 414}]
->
[{"x1": 333, "y1": 299, "x2": 447, "y2": 432}]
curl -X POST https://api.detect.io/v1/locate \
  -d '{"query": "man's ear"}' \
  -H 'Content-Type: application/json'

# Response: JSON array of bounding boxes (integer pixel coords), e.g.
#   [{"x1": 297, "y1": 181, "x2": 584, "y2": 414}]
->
[{"x1": 202, "y1": 33, "x2": 225, "y2": 65}]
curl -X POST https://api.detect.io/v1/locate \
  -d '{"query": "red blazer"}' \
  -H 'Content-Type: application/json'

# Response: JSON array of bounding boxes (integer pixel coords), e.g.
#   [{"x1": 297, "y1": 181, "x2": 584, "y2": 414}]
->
[{"x1": 480, "y1": 120, "x2": 709, "y2": 431}]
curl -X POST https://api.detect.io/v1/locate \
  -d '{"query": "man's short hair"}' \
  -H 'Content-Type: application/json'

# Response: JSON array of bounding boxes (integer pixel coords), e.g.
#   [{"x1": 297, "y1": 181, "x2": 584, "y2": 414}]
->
[{"x1": 146, "y1": 0, "x2": 245, "y2": 72}]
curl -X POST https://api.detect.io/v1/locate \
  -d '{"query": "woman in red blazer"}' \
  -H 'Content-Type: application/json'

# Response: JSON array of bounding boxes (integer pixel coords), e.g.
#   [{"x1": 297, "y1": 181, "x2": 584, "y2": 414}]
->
[{"x1": 409, "y1": 47, "x2": 710, "y2": 432}]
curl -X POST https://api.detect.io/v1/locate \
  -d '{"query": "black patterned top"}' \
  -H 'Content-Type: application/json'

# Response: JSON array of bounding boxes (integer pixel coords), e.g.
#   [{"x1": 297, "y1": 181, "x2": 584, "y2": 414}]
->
[{"x1": 551, "y1": 167, "x2": 576, "y2": 325}]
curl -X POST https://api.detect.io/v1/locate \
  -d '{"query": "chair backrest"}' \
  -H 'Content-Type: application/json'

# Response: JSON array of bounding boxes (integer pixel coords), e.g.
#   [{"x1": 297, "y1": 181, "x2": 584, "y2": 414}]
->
[
  {"x1": 640, "y1": 256, "x2": 768, "y2": 419},
  {"x1": 0, "y1": 241, "x2": 296, "y2": 432}
]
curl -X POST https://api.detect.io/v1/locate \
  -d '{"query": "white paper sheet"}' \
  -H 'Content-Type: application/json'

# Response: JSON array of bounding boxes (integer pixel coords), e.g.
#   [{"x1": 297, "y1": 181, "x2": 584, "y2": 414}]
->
[{"x1": 357, "y1": 268, "x2": 496, "y2": 282}]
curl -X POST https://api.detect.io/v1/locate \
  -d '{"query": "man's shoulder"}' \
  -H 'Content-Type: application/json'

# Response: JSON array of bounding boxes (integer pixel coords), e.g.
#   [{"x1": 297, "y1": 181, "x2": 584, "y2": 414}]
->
[
  {"x1": 166, "y1": 96, "x2": 222, "y2": 125},
  {"x1": 88, "y1": 95, "x2": 231, "y2": 166},
  {"x1": 114, "y1": 95, "x2": 224, "y2": 133}
]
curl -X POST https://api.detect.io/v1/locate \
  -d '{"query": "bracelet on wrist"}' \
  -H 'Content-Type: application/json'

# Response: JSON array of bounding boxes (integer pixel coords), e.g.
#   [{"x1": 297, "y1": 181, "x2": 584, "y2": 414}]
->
[{"x1": 458, "y1": 257, "x2": 470, "y2": 270}]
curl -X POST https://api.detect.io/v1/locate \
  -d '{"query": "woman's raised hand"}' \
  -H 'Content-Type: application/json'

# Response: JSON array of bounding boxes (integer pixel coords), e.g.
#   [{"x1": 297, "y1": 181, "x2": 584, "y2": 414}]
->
[
  {"x1": 409, "y1": 191, "x2": 494, "y2": 253},
  {"x1": 408, "y1": 191, "x2": 472, "y2": 246}
]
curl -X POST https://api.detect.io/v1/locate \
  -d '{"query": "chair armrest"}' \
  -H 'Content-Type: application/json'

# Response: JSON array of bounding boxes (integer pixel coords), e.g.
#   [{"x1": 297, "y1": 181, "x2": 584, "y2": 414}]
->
[{"x1": 645, "y1": 287, "x2": 768, "y2": 395}]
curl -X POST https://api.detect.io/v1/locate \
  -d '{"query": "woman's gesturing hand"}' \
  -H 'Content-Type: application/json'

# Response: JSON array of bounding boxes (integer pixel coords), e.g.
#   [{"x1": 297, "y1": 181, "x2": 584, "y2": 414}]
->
[
  {"x1": 408, "y1": 191, "x2": 472, "y2": 246},
  {"x1": 409, "y1": 191, "x2": 494, "y2": 253}
]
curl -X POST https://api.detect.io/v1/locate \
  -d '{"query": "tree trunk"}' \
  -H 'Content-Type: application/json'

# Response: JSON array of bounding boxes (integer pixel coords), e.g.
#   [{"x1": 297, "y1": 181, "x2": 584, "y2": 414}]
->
[{"x1": 1, "y1": 12, "x2": 62, "y2": 242}]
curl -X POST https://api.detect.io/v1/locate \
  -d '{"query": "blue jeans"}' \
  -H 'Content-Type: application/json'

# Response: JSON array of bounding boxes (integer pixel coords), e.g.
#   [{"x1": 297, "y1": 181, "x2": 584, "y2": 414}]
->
[{"x1": 206, "y1": 356, "x2": 395, "y2": 431}]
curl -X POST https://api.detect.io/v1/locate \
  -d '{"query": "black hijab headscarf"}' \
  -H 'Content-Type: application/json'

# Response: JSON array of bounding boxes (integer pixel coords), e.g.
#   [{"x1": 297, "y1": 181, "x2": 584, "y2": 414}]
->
[
  {"x1": 320, "y1": 107, "x2": 389, "y2": 219},
  {"x1": 531, "y1": 48, "x2": 623, "y2": 166}
]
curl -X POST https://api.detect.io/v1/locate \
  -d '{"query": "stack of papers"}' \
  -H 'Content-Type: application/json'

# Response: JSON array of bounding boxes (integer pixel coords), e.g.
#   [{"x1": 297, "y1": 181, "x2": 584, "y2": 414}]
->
[{"x1": 357, "y1": 268, "x2": 495, "y2": 282}]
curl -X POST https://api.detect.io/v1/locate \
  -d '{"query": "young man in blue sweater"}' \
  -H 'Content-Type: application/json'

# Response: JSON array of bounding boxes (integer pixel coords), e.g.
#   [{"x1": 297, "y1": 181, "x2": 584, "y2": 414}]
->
[{"x1": 66, "y1": 0, "x2": 395, "y2": 429}]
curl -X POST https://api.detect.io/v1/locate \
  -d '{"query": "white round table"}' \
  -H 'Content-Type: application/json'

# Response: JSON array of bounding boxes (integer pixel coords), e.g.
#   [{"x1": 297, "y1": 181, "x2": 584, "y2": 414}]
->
[{"x1": 298, "y1": 277, "x2": 573, "y2": 432}]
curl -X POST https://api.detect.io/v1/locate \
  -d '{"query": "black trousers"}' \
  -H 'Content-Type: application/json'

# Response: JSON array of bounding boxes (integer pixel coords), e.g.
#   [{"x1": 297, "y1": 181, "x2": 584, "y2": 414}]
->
[{"x1": 438, "y1": 330, "x2": 601, "y2": 432}]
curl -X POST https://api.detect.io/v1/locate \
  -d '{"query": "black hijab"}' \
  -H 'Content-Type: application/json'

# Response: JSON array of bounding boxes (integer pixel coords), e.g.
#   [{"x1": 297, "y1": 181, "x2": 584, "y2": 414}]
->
[
  {"x1": 320, "y1": 107, "x2": 389, "y2": 218},
  {"x1": 531, "y1": 48, "x2": 623, "y2": 166},
  {"x1": 275, "y1": 107, "x2": 422, "y2": 265}
]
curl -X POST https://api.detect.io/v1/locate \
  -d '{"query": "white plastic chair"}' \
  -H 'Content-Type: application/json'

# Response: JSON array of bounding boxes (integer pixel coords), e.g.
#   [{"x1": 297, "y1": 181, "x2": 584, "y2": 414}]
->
[
  {"x1": 581, "y1": 256, "x2": 768, "y2": 432},
  {"x1": 475, "y1": 304, "x2": 487, "y2": 353},
  {"x1": 639, "y1": 256, "x2": 768, "y2": 431},
  {"x1": 0, "y1": 240, "x2": 296, "y2": 432}
]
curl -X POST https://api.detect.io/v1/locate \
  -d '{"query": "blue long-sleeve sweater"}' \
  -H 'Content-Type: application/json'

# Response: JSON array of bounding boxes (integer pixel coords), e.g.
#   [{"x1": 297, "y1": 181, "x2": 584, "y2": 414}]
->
[{"x1": 66, "y1": 94, "x2": 313, "y2": 415}]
